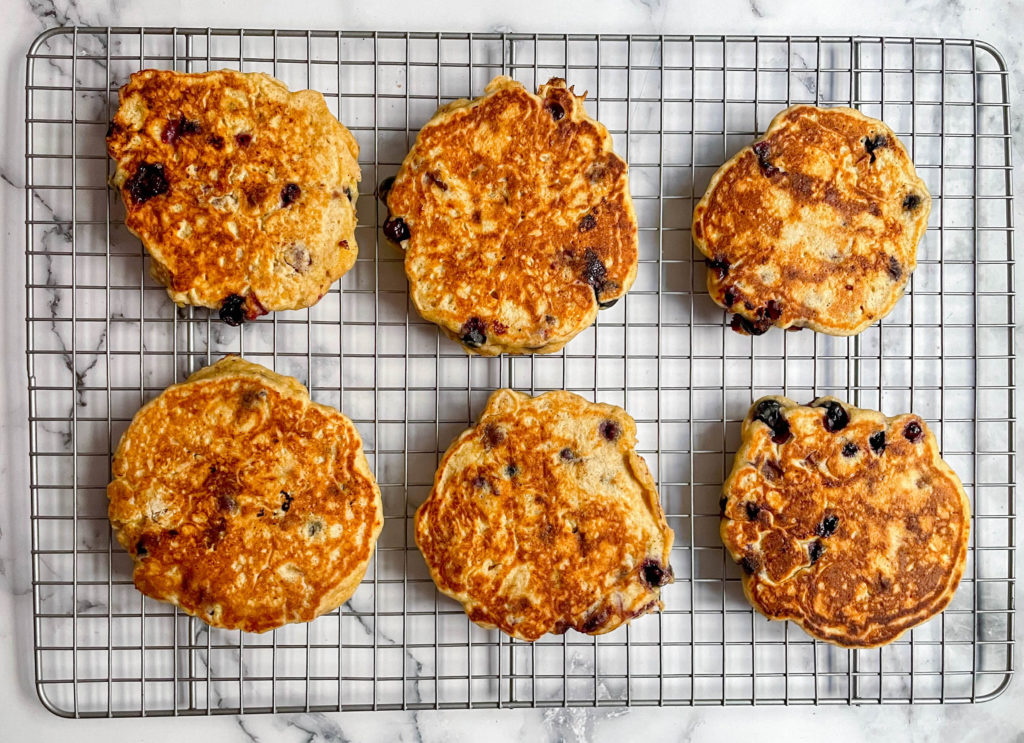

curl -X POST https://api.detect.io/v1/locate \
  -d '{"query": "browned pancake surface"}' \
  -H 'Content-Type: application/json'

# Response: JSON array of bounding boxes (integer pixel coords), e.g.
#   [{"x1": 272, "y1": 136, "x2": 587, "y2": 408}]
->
[
  {"x1": 693, "y1": 105, "x2": 930, "y2": 336},
  {"x1": 416, "y1": 389, "x2": 673, "y2": 641},
  {"x1": 107, "y1": 69, "x2": 361, "y2": 321},
  {"x1": 108, "y1": 357, "x2": 383, "y2": 633},
  {"x1": 721, "y1": 396, "x2": 969, "y2": 647},
  {"x1": 386, "y1": 76, "x2": 637, "y2": 355}
]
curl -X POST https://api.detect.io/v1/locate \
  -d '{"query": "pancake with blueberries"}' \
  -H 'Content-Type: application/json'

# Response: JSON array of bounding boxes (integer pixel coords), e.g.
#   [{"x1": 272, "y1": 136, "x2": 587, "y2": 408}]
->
[
  {"x1": 415, "y1": 389, "x2": 673, "y2": 641},
  {"x1": 383, "y1": 76, "x2": 638, "y2": 355},
  {"x1": 107, "y1": 69, "x2": 361, "y2": 324},
  {"x1": 108, "y1": 356, "x2": 383, "y2": 633},
  {"x1": 721, "y1": 395, "x2": 969, "y2": 648},
  {"x1": 692, "y1": 105, "x2": 930, "y2": 336}
]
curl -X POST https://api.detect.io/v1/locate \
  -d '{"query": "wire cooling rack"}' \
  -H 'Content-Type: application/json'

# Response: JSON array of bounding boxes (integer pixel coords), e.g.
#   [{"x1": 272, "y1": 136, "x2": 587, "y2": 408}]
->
[{"x1": 25, "y1": 28, "x2": 1015, "y2": 716}]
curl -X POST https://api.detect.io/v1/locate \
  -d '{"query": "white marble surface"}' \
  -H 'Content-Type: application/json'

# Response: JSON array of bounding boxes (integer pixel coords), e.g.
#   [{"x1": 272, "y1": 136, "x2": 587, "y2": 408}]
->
[{"x1": 2, "y1": 0, "x2": 1023, "y2": 740}]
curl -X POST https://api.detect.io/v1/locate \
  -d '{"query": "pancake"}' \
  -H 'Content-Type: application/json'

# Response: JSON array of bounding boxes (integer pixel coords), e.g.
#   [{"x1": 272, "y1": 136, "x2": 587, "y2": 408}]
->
[
  {"x1": 692, "y1": 105, "x2": 930, "y2": 336},
  {"x1": 720, "y1": 395, "x2": 969, "y2": 647},
  {"x1": 415, "y1": 389, "x2": 673, "y2": 641},
  {"x1": 383, "y1": 76, "x2": 638, "y2": 356},
  {"x1": 108, "y1": 356, "x2": 383, "y2": 633},
  {"x1": 107, "y1": 69, "x2": 361, "y2": 324}
]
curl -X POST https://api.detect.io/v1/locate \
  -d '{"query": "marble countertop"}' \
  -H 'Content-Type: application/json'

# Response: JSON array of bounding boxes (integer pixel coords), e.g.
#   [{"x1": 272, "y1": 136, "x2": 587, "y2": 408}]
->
[{"x1": 2, "y1": 0, "x2": 1022, "y2": 740}]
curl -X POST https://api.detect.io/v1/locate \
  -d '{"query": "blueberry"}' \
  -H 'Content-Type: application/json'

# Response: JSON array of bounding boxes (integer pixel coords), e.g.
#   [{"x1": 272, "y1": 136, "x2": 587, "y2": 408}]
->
[
  {"x1": 753, "y1": 399, "x2": 792, "y2": 444},
  {"x1": 904, "y1": 421, "x2": 924, "y2": 443},
  {"x1": 546, "y1": 102, "x2": 565, "y2": 121},
  {"x1": 582, "y1": 248, "x2": 607, "y2": 290},
  {"x1": 639, "y1": 559, "x2": 672, "y2": 588},
  {"x1": 504, "y1": 463, "x2": 519, "y2": 478},
  {"x1": 382, "y1": 216, "x2": 411, "y2": 243},
  {"x1": 764, "y1": 299, "x2": 783, "y2": 322},
  {"x1": 705, "y1": 257, "x2": 730, "y2": 280},
  {"x1": 376, "y1": 176, "x2": 396, "y2": 202},
  {"x1": 135, "y1": 539, "x2": 148, "y2": 558},
  {"x1": 579, "y1": 213, "x2": 597, "y2": 232},
  {"x1": 730, "y1": 313, "x2": 771, "y2": 336},
  {"x1": 815, "y1": 514, "x2": 840, "y2": 538},
  {"x1": 560, "y1": 447, "x2": 578, "y2": 462},
  {"x1": 207, "y1": 134, "x2": 224, "y2": 150},
  {"x1": 723, "y1": 287, "x2": 738, "y2": 306},
  {"x1": 597, "y1": 297, "x2": 619, "y2": 310},
  {"x1": 842, "y1": 442, "x2": 858, "y2": 457},
  {"x1": 887, "y1": 256, "x2": 902, "y2": 281},
  {"x1": 752, "y1": 140, "x2": 780, "y2": 177},
  {"x1": 808, "y1": 540, "x2": 825, "y2": 564},
  {"x1": 481, "y1": 423, "x2": 505, "y2": 449},
  {"x1": 307, "y1": 520, "x2": 323, "y2": 537},
  {"x1": 235, "y1": 132, "x2": 252, "y2": 146},
  {"x1": 864, "y1": 134, "x2": 888, "y2": 163},
  {"x1": 740, "y1": 553, "x2": 761, "y2": 575},
  {"x1": 869, "y1": 431, "x2": 886, "y2": 454},
  {"x1": 219, "y1": 294, "x2": 247, "y2": 326},
  {"x1": 599, "y1": 419, "x2": 621, "y2": 442},
  {"x1": 217, "y1": 494, "x2": 238, "y2": 513},
  {"x1": 161, "y1": 115, "x2": 202, "y2": 144},
  {"x1": 762, "y1": 460, "x2": 783, "y2": 481},
  {"x1": 125, "y1": 162, "x2": 169, "y2": 204},
  {"x1": 745, "y1": 501, "x2": 761, "y2": 520},
  {"x1": 719, "y1": 496, "x2": 728, "y2": 514},
  {"x1": 459, "y1": 317, "x2": 487, "y2": 348},
  {"x1": 903, "y1": 193, "x2": 922, "y2": 211},
  {"x1": 281, "y1": 183, "x2": 301, "y2": 207},
  {"x1": 425, "y1": 170, "x2": 448, "y2": 191},
  {"x1": 817, "y1": 400, "x2": 849, "y2": 433}
]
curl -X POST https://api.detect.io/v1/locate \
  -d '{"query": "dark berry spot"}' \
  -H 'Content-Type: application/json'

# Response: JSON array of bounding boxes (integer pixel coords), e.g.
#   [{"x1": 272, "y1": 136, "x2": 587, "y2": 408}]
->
[
  {"x1": 864, "y1": 134, "x2": 888, "y2": 163},
  {"x1": 125, "y1": 162, "x2": 169, "y2": 204},
  {"x1": 382, "y1": 216, "x2": 411, "y2": 243},
  {"x1": 105, "y1": 120, "x2": 115, "y2": 138},
  {"x1": 280, "y1": 491, "x2": 293, "y2": 513},
  {"x1": 490, "y1": 320, "x2": 508, "y2": 335},
  {"x1": 425, "y1": 170, "x2": 448, "y2": 191},
  {"x1": 217, "y1": 494, "x2": 238, "y2": 513},
  {"x1": 307, "y1": 520, "x2": 323, "y2": 537},
  {"x1": 459, "y1": 317, "x2": 487, "y2": 348},
  {"x1": 817, "y1": 400, "x2": 850, "y2": 433},
  {"x1": 579, "y1": 213, "x2": 597, "y2": 232},
  {"x1": 560, "y1": 447, "x2": 578, "y2": 462},
  {"x1": 869, "y1": 431, "x2": 886, "y2": 454},
  {"x1": 207, "y1": 134, "x2": 224, "y2": 149},
  {"x1": 762, "y1": 460, "x2": 783, "y2": 481},
  {"x1": 235, "y1": 132, "x2": 252, "y2": 146},
  {"x1": 504, "y1": 463, "x2": 519, "y2": 478},
  {"x1": 842, "y1": 442, "x2": 859, "y2": 457},
  {"x1": 168, "y1": 529, "x2": 179, "y2": 537},
  {"x1": 808, "y1": 540, "x2": 825, "y2": 564},
  {"x1": 752, "y1": 140, "x2": 781, "y2": 177},
  {"x1": 705, "y1": 257, "x2": 730, "y2": 280},
  {"x1": 719, "y1": 496, "x2": 728, "y2": 514},
  {"x1": 135, "y1": 540, "x2": 148, "y2": 558},
  {"x1": 161, "y1": 115, "x2": 202, "y2": 144},
  {"x1": 256, "y1": 509, "x2": 265, "y2": 517},
  {"x1": 723, "y1": 287, "x2": 738, "y2": 306},
  {"x1": 598, "y1": 297, "x2": 619, "y2": 310},
  {"x1": 753, "y1": 399, "x2": 792, "y2": 444},
  {"x1": 639, "y1": 559, "x2": 672, "y2": 588},
  {"x1": 904, "y1": 421, "x2": 924, "y2": 443},
  {"x1": 376, "y1": 176, "x2": 396, "y2": 202},
  {"x1": 546, "y1": 101, "x2": 565, "y2": 121},
  {"x1": 472, "y1": 476, "x2": 490, "y2": 491},
  {"x1": 730, "y1": 313, "x2": 771, "y2": 336},
  {"x1": 343, "y1": 187, "x2": 354, "y2": 201},
  {"x1": 582, "y1": 248, "x2": 608, "y2": 290},
  {"x1": 764, "y1": 299, "x2": 783, "y2": 322},
  {"x1": 281, "y1": 183, "x2": 301, "y2": 207},
  {"x1": 219, "y1": 294, "x2": 246, "y2": 326},
  {"x1": 887, "y1": 256, "x2": 902, "y2": 281},
  {"x1": 481, "y1": 423, "x2": 506, "y2": 449},
  {"x1": 903, "y1": 193, "x2": 922, "y2": 211},
  {"x1": 740, "y1": 553, "x2": 761, "y2": 575},
  {"x1": 745, "y1": 501, "x2": 761, "y2": 520},
  {"x1": 816, "y1": 514, "x2": 840, "y2": 538},
  {"x1": 599, "y1": 419, "x2": 621, "y2": 442},
  {"x1": 581, "y1": 607, "x2": 610, "y2": 634}
]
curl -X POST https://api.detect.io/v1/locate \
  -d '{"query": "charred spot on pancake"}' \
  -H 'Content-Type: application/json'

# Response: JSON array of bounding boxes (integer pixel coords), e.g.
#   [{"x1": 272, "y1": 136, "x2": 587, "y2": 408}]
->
[
  {"x1": 481, "y1": 423, "x2": 506, "y2": 449},
  {"x1": 753, "y1": 399, "x2": 792, "y2": 444},
  {"x1": 719, "y1": 496, "x2": 728, "y2": 514},
  {"x1": 864, "y1": 134, "x2": 888, "y2": 163},
  {"x1": 869, "y1": 430, "x2": 887, "y2": 454},
  {"x1": 217, "y1": 494, "x2": 238, "y2": 514},
  {"x1": 105, "y1": 120, "x2": 116, "y2": 138},
  {"x1": 598, "y1": 297, "x2": 619, "y2": 310},
  {"x1": 207, "y1": 134, "x2": 225, "y2": 150},
  {"x1": 745, "y1": 501, "x2": 761, "y2": 520},
  {"x1": 730, "y1": 313, "x2": 771, "y2": 336},
  {"x1": 135, "y1": 539, "x2": 148, "y2": 558},
  {"x1": 545, "y1": 101, "x2": 565, "y2": 121},
  {"x1": 579, "y1": 213, "x2": 597, "y2": 232},
  {"x1": 808, "y1": 539, "x2": 825, "y2": 564},
  {"x1": 219, "y1": 294, "x2": 247, "y2": 326},
  {"x1": 816, "y1": 514, "x2": 840, "y2": 538},
  {"x1": 125, "y1": 162, "x2": 169, "y2": 204},
  {"x1": 705, "y1": 257, "x2": 730, "y2": 280},
  {"x1": 904, "y1": 421, "x2": 924, "y2": 443},
  {"x1": 460, "y1": 317, "x2": 487, "y2": 348},
  {"x1": 504, "y1": 463, "x2": 520, "y2": 478},
  {"x1": 425, "y1": 170, "x2": 448, "y2": 191},
  {"x1": 560, "y1": 447, "x2": 578, "y2": 462},
  {"x1": 256, "y1": 508, "x2": 265, "y2": 518},
  {"x1": 306, "y1": 519, "x2": 324, "y2": 537},
  {"x1": 161, "y1": 115, "x2": 202, "y2": 144},
  {"x1": 762, "y1": 460, "x2": 783, "y2": 481},
  {"x1": 903, "y1": 192, "x2": 922, "y2": 212},
  {"x1": 764, "y1": 300, "x2": 783, "y2": 322},
  {"x1": 842, "y1": 442, "x2": 859, "y2": 457},
  {"x1": 752, "y1": 140, "x2": 780, "y2": 177},
  {"x1": 376, "y1": 175, "x2": 396, "y2": 202},
  {"x1": 235, "y1": 132, "x2": 252, "y2": 147},
  {"x1": 280, "y1": 490, "x2": 294, "y2": 513},
  {"x1": 740, "y1": 553, "x2": 761, "y2": 575},
  {"x1": 382, "y1": 216, "x2": 411, "y2": 243},
  {"x1": 887, "y1": 256, "x2": 903, "y2": 281},
  {"x1": 599, "y1": 419, "x2": 621, "y2": 442},
  {"x1": 168, "y1": 529, "x2": 179, "y2": 537},
  {"x1": 816, "y1": 400, "x2": 850, "y2": 433},
  {"x1": 280, "y1": 183, "x2": 301, "y2": 207},
  {"x1": 639, "y1": 559, "x2": 672, "y2": 588}
]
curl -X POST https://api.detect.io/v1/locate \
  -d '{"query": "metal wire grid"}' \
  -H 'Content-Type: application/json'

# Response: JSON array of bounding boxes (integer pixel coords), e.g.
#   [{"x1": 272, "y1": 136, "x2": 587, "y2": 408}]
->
[{"x1": 24, "y1": 28, "x2": 1015, "y2": 716}]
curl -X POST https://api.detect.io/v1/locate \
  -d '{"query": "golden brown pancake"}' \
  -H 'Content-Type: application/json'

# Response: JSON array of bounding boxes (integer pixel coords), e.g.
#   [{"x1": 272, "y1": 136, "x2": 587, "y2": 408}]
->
[
  {"x1": 108, "y1": 356, "x2": 383, "y2": 633},
  {"x1": 692, "y1": 105, "x2": 930, "y2": 336},
  {"x1": 721, "y1": 396, "x2": 969, "y2": 647},
  {"x1": 416, "y1": 389, "x2": 673, "y2": 641},
  {"x1": 107, "y1": 69, "x2": 361, "y2": 324},
  {"x1": 383, "y1": 76, "x2": 638, "y2": 356}
]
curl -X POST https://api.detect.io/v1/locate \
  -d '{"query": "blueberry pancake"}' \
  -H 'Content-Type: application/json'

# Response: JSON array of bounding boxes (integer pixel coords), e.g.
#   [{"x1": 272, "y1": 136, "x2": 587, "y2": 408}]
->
[
  {"x1": 693, "y1": 105, "x2": 930, "y2": 336},
  {"x1": 383, "y1": 76, "x2": 638, "y2": 355},
  {"x1": 108, "y1": 356, "x2": 383, "y2": 633},
  {"x1": 107, "y1": 69, "x2": 361, "y2": 324},
  {"x1": 721, "y1": 396, "x2": 969, "y2": 647},
  {"x1": 415, "y1": 389, "x2": 673, "y2": 641}
]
